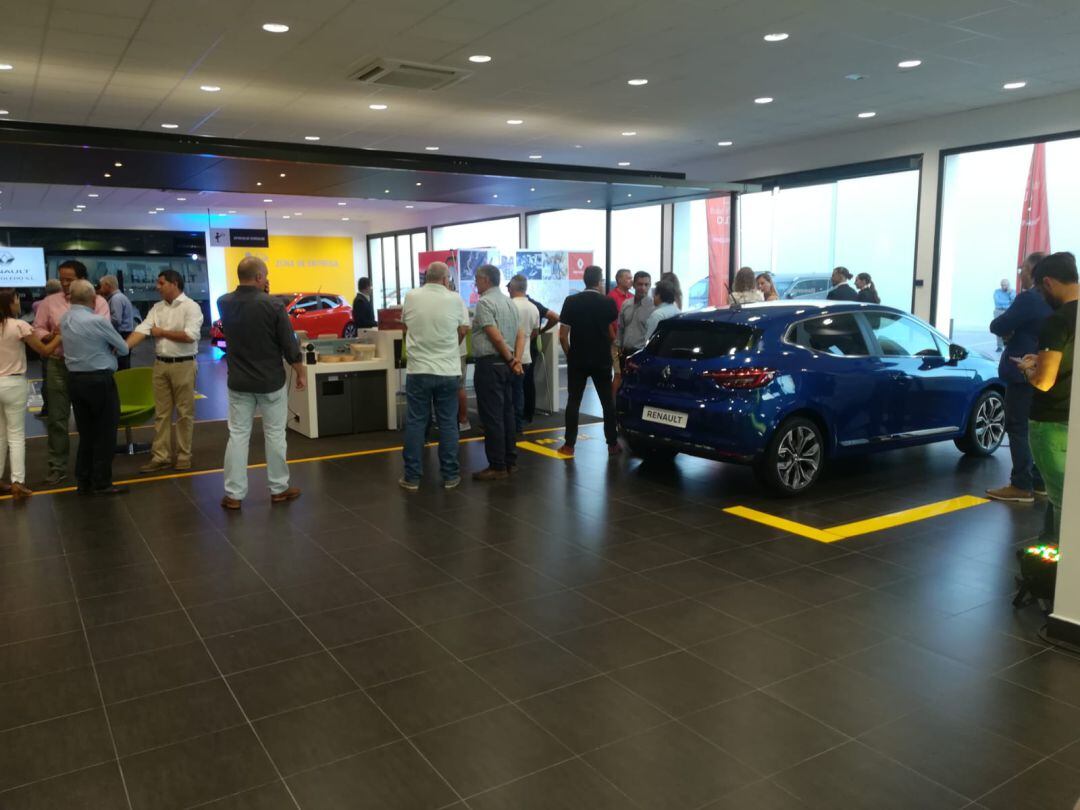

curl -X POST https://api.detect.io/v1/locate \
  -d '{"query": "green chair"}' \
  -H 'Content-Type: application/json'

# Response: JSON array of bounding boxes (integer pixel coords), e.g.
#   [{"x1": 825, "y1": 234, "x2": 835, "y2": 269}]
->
[{"x1": 114, "y1": 367, "x2": 156, "y2": 455}]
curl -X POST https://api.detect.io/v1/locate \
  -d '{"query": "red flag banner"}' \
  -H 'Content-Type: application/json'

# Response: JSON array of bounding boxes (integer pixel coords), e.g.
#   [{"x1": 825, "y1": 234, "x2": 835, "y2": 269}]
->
[
  {"x1": 705, "y1": 196, "x2": 731, "y2": 307},
  {"x1": 1017, "y1": 142, "x2": 1050, "y2": 272}
]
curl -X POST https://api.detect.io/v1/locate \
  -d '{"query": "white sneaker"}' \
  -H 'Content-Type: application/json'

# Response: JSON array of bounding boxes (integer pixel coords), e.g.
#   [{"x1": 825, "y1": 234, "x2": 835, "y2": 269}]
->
[
  {"x1": 398, "y1": 478, "x2": 419, "y2": 492},
  {"x1": 458, "y1": 420, "x2": 471, "y2": 431},
  {"x1": 443, "y1": 477, "x2": 461, "y2": 490}
]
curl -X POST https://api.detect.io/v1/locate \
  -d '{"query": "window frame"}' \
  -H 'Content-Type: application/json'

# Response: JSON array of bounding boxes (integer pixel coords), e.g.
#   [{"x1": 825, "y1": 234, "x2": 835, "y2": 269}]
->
[{"x1": 782, "y1": 312, "x2": 874, "y2": 358}]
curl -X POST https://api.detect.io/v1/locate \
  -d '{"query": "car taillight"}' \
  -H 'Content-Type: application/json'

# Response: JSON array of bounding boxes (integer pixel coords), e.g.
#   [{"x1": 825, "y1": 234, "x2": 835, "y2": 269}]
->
[{"x1": 701, "y1": 367, "x2": 776, "y2": 389}]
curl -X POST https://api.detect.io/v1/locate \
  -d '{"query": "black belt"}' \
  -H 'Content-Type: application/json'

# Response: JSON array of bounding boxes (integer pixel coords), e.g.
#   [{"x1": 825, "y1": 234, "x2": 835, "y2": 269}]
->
[
  {"x1": 68, "y1": 369, "x2": 114, "y2": 377},
  {"x1": 156, "y1": 356, "x2": 195, "y2": 364}
]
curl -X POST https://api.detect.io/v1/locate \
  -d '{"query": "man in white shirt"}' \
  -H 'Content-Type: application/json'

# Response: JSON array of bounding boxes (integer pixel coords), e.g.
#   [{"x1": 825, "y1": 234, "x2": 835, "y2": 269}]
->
[
  {"x1": 126, "y1": 269, "x2": 204, "y2": 472},
  {"x1": 400, "y1": 261, "x2": 470, "y2": 490},
  {"x1": 507, "y1": 274, "x2": 540, "y2": 433}
]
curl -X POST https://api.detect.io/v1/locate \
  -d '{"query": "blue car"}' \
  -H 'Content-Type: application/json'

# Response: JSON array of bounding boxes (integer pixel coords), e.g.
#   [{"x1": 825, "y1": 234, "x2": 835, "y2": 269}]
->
[{"x1": 616, "y1": 301, "x2": 1005, "y2": 496}]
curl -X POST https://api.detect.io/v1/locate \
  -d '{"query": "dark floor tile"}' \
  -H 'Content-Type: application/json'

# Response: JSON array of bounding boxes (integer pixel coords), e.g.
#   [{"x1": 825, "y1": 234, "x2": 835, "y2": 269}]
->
[
  {"x1": 286, "y1": 739, "x2": 457, "y2": 810},
  {"x1": 584, "y1": 721, "x2": 757, "y2": 810},
  {"x1": 96, "y1": 641, "x2": 218, "y2": 704},
  {"x1": 657, "y1": 503, "x2": 730, "y2": 529},
  {"x1": 77, "y1": 585, "x2": 180, "y2": 628},
  {"x1": 413, "y1": 705, "x2": 568, "y2": 796},
  {"x1": 300, "y1": 598, "x2": 412, "y2": 648},
  {"x1": 253, "y1": 690, "x2": 400, "y2": 775},
  {"x1": 696, "y1": 581, "x2": 811, "y2": 625},
  {"x1": 757, "y1": 536, "x2": 850, "y2": 566},
  {"x1": 652, "y1": 526, "x2": 744, "y2": 558},
  {"x1": 193, "y1": 779, "x2": 297, "y2": 809},
  {"x1": 424, "y1": 607, "x2": 540, "y2": 659},
  {"x1": 553, "y1": 618, "x2": 675, "y2": 671},
  {"x1": 758, "y1": 567, "x2": 867, "y2": 606},
  {"x1": 774, "y1": 741, "x2": 967, "y2": 810},
  {"x1": 692, "y1": 628, "x2": 825, "y2": 687},
  {"x1": 821, "y1": 588, "x2": 950, "y2": 637},
  {"x1": 503, "y1": 590, "x2": 616, "y2": 635},
  {"x1": 530, "y1": 552, "x2": 631, "y2": 589},
  {"x1": 0, "y1": 666, "x2": 99, "y2": 732},
  {"x1": 334, "y1": 627, "x2": 455, "y2": 687},
  {"x1": 762, "y1": 607, "x2": 890, "y2": 660},
  {"x1": 170, "y1": 568, "x2": 269, "y2": 609},
  {"x1": 519, "y1": 675, "x2": 670, "y2": 753},
  {"x1": 187, "y1": 591, "x2": 292, "y2": 638},
  {"x1": 463, "y1": 565, "x2": 566, "y2": 604},
  {"x1": 205, "y1": 618, "x2": 321, "y2": 674},
  {"x1": 1054, "y1": 738, "x2": 1080, "y2": 771},
  {"x1": 611, "y1": 512, "x2": 686, "y2": 539},
  {"x1": 705, "y1": 546, "x2": 801, "y2": 580},
  {"x1": 981, "y1": 757, "x2": 1080, "y2": 810},
  {"x1": 467, "y1": 758, "x2": 631, "y2": 810},
  {"x1": 811, "y1": 552, "x2": 913, "y2": 588},
  {"x1": 599, "y1": 539, "x2": 690, "y2": 572},
  {"x1": 356, "y1": 559, "x2": 455, "y2": 597},
  {"x1": 574, "y1": 574, "x2": 682, "y2": 615},
  {"x1": 686, "y1": 691, "x2": 847, "y2": 776},
  {"x1": 0, "y1": 762, "x2": 128, "y2": 810},
  {"x1": 388, "y1": 581, "x2": 494, "y2": 625},
  {"x1": 701, "y1": 779, "x2": 813, "y2": 810},
  {"x1": 86, "y1": 610, "x2": 197, "y2": 662},
  {"x1": 0, "y1": 600, "x2": 81, "y2": 646},
  {"x1": 0, "y1": 577, "x2": 73, "y2": 614},
  {"x1": 860, "y1": 712, "x2": 1042, "y2": 800},
  {"x1": 70, "y1": 562, "x2": 168, "y2": 600},
  {"x1": 880, "y1": 577, "x2": 1000, "y2": 616},
  {"x1": 613, "y1": 651, "x2": 752, "y2": 716},
  {"x1": 0, "y1": 631, "x2": 90, "y2": 683},
  {"x1": 900, "y1": 614, "x2": 1044, "y2": 673},
  {"x1": 997, "y1": 649, "x2": 1080, "y2": 708},
  {"x1": 121, "y1": 725, "x2": 278, "y2": 810},
  {"x1": 468, "y1": 639, "x2": 597, "y2": 701},
  {"x1": 630, "y1": 598, "x2": 748, "y2": 647},
  {"x1": 0, "y1": 708, "x2": 114, "y2": 792},
  {"x1": 643, "y1": 558, "x2": 744, "y2": 596},
  {"x1": 428, "y1": 546, "x2": 518, "y2": 580},
  {"x1": 108, "y1": 677, "x2": 243, "y2": 757},
  {"x1": 840, "y1": 638, "x2": 984, "y2": 698},
  {"x1": 367, "y1": 661, "x2": 506, "y2": 735},
  {"x1": 227, "y1": 652, "x2": 356, "y2": 720},
  {"x1": 274, "y1": 575, "x2": 377, "y2": 616},
  {"x1": 764, "y1": 662, "x2": 923, "y2": 736}
]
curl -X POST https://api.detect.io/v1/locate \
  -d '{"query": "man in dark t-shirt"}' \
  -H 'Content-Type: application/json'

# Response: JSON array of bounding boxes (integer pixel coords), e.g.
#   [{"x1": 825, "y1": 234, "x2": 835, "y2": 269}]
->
[
  {"x1": 558, "y1": 265, "x2": 619, "y2": 456},
  {"x1": 1017, "y1": 251, "x2": 1077, "y2": 540}
]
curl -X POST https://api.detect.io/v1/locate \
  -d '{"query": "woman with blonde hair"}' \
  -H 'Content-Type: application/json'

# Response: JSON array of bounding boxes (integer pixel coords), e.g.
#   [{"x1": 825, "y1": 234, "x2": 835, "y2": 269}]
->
[
  {"x1": 730, "y1": 266, "x2": 765, "y2": 305},
  {"x1": 756, "y1": 272, "x2": 779, "y2": 301}
]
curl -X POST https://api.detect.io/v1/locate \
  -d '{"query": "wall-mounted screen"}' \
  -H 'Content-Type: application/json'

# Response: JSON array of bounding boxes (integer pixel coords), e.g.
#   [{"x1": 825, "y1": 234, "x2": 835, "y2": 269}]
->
[{"x1": 0, "y1": 246, "x2": 46, "y2": 287}]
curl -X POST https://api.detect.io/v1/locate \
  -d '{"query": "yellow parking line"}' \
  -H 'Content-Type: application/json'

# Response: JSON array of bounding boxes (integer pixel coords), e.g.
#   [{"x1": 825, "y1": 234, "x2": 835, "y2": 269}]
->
[
  {"x1": 517, "y1": 440, "x2": 573, "y2": 459},
  {"x1": 724, "y1": 494, "x2": 990, "y2": 543}
]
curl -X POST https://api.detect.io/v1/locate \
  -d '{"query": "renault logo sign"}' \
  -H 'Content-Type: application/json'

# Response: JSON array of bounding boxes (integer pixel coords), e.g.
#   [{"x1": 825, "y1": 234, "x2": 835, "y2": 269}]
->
[{"x1": 0, "y1": 251, "x2": 13, "y2": 264}]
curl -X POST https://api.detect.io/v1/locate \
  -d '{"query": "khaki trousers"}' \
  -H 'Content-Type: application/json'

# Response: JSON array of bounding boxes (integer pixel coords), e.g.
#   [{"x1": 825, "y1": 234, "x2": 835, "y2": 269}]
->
[{"x1": 151, "y1": 360, "x2": 197, "y2": 465}]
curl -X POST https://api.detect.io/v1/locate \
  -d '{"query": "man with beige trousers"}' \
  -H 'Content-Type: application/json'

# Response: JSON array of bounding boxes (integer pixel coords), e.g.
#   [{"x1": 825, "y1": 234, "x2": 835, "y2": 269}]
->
[{"x1": 126, "y1": 269, "x2": 204, "y2": 472}]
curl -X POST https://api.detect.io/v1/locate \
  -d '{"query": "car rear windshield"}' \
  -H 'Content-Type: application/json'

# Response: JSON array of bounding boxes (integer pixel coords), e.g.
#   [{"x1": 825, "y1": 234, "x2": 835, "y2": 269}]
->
[{"x1": 650, "y1": 321, "x2": 756, "y2": 359}]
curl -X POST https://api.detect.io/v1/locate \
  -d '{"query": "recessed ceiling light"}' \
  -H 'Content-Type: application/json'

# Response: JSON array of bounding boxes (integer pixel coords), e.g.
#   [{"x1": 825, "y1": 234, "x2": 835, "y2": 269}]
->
[
  {"x1": 506, "y1": 119, "x2": 524, "y2": 125},
  {"x1": 87, "y1": 193, "x2": 99, "y2": 198},
  {"x1": 263, "y1": 198, "x2": 273, "y2": 203},
  {"x1": 529, "y1": 187, "x2": 535, "y2": 192},
  {"x1": 293, "y1": 212, "x2": 302, "y2": 216},
  {"x1": 898, "y1": 59, "x2": 922, "y2": 69},
  {"x1": 627, "y1": 78, "x2": 648, "y2": 86},
  {"x1": 763, "y1": 33, "x2": 789, "y2": 42},
  {"x1": 369, "y1": 103, "x2": 388, "y2": 110},
  {"x1": 468, "y1": 54, "x2": 492, "y2": 63},
  {"x1": 228, "y1": 209, "x2": 237, "y2": 213},
  {"x1": 341, "y1": 216, "x2": 350, "y2": 221},
  {"x1": 1003, "y1": 81, "x2": 1026, "y2": 90},
  {"x1": 279, "y1": 173, "x2": 286, "y2": 178},
  {"x1": 425, "y1": 146, "x2": 439, "y2": 151},
  {"x1": 529, "y1": 154, "x2": 542, "y2": 159},
  {"x1": 574, "y1": 144, "x2": 582, "y2": 149},
  {"x1": 754, "y1": 97, "x2": 774, "y2": 104},
  {"x1": 148, "y1": 210, "x2": 157, "y2": 214},
  {"x1": 0, "y1": 110, "x2": 8, "y2": 115},
  {"x1": 618, "y1": 161, "x2": 631, "y2": 166},
  {"x1": 176, "y1": 197, "x2": 186, "y2": 201},
  {"x1": 161, "y1": 123, "x2": 179, "y2": 129},
  {"x1": 405, "y1": 204, "x2": 414, "y2": 209},
  {"x1": 586, "y1": 199, "x2": 592, "y2": 204},
  {"x1": 75, "y1": 204, "x2": 86, "y2": 209},
  {"x1": 256, "y1": 181, "x2": 262, "y2": 186},
  {"x1": 262, "y1": 23, "x2": 289, "y2": 33},
  {"x1": 304, "y1": 135, "x2": 320, "y2": 141},
  {"x1": 200, "y1": 85, "x2": 221, "y2": 92},
  {"x1": 73, "y1": 208, "x2": 82, "y2": 212},
  {"x1": 282, "y1": 214, "x2": 291, "y2": 219},
  {"x1": 337, "y1": 201, "x2": 347, "y2": 205},
  {"x1": 621, "y1": 131, "x2": 637, "y2": 136},
  {"x1": 384, "y1": 189, "x2": 390, "y2": 193},
  {"x1": 415, "y1": 182, "x2": 422, "y2": 186},
  {"x1": 627, "y1": 193, "x2": 633, "y2": 197},
  {"x1": 155, "y1": 207, "x2": 165, "y2": 211},
  {"x1": 858, "y1": 111, "x2": 877, "y2": 118},
  {"x1": 103, "y1": 173, "x2": 112, "y2": 178},
  {"x1": 717, "y1": 140, "x2": 733, "y2": 147},
  {"x1": 113, "y1": 162, "x2": 123, "y2": 167},
  {"x1": 0, "y1": 64, "x2": 13, "y2": 71},
  {"x1": 492, "y1": 194, "x2": 498, "y2": 198},
  {"x1": 844, "y1": 73, "x2": 865, "y2": 81}
]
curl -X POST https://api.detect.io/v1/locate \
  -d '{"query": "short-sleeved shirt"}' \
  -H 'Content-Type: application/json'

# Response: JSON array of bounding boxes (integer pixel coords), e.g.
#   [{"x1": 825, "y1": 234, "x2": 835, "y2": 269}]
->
[
  {"x1": 1031, "y1": 299, "x2": 1076, "y2": 423},
  {"x1": 511, "y1": 296, "x2": 541, "y2": 365},
  {"x1": 560, "y1": 289, "x2": 618, "y2": 369},
  {"x1": 472, "y1": 288, "x2": 520, "y2": 359},
  {"x1": 135, "y1": 292, "x2": 203, "y2": 358},
  {"x1": 0, "y1": 318, "x2": 33, "y2": 376},
  {"x1": 402, "y1": 283, "x2": 470, "y2": 376},
  {"x1": 618, "y1": 296, "x2": 656, "y2": 353},
  {"x1": 609, "y1": 286, "x2": 633, "y2": 311}
]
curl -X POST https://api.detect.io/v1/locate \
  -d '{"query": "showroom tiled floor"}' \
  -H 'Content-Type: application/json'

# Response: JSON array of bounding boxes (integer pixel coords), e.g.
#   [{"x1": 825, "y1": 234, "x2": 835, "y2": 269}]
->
[{"x1": 1, "y1": 428, "x2": 1079, "y2": 810}]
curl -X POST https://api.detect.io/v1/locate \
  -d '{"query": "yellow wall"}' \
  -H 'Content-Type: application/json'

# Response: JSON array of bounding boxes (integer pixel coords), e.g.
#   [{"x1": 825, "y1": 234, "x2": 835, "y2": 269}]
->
[{"x1": 224, "y1": 236, "x2": 355, "y2": 298}]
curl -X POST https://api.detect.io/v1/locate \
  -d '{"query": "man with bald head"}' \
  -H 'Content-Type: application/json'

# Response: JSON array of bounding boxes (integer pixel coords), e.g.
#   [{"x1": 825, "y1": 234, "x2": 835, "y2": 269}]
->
[
  {"x1": 399, "y1": 261, "x2": 471, "y2": 489},
  {"x1": 216, "y1": 256, "x2": 305, "y2": 510}
]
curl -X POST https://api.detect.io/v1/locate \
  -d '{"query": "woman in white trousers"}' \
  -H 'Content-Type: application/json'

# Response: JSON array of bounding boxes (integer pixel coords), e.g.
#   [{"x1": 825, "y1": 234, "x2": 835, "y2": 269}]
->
[{"x1": 0, "y1": 289, "x2": 61, "y2": 499}]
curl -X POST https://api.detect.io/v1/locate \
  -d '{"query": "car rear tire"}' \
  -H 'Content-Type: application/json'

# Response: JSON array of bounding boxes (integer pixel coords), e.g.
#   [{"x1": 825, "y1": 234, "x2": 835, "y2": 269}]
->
[
  {"x1": 627, "y1": 437, "x2": 678, "y2": 462},
  {"x1": 342, "y1": 322, "x2": 358, "y2": 338},
  {"x1": 954, "y1": 389, "x2": 1005, "y2": 456},
  {"x1": 756, "y1": 416, "x2": 825, "y2": 497}
]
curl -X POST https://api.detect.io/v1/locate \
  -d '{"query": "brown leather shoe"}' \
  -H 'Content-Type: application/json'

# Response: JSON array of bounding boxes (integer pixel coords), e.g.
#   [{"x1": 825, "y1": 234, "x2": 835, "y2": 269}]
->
[
  {"x1": 220, "y1": 496, "x2": 242, "y2": 510},
  {"x1": 139, "y1": 459, "x2": 173, "y2": 474},
  {"x1": 557, "y1": 443, "x2": 575, "y2": 457},
  {"x1": 472, "y1": 467, "x2": 509, "y2": 481},
  {"x1": 506, "y1": 464, "x2": 519, "y2": 474},
  {"x1": 271, "y1": 487, "x2": 302, "y2": 503},
  {"x1": 11, "y1": 483, "x2": 32, "y2": 500}
]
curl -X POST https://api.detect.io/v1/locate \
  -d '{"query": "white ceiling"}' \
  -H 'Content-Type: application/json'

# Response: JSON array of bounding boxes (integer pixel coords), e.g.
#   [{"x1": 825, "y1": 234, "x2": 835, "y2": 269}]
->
[{"x1": 0, "y1": 0, "x2": 1079, "y2": 174}]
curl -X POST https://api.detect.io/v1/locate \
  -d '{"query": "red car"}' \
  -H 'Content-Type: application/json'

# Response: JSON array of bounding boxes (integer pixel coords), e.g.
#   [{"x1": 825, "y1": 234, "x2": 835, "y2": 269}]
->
[{"x1": 210, "y1": 292, "x2": 356, "y2": 350}]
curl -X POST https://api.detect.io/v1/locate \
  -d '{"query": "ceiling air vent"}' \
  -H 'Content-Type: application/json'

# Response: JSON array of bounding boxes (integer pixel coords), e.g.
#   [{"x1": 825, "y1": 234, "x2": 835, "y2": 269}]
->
[{"x1": 349, "y1": 58, "x2": 470, "y2": 91}]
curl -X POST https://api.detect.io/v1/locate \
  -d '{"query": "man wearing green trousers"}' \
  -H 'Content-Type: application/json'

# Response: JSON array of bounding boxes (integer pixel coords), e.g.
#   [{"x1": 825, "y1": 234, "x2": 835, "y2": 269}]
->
[{"x1": 1016, "y1": 252, "x2": 1077, "y2": 540}]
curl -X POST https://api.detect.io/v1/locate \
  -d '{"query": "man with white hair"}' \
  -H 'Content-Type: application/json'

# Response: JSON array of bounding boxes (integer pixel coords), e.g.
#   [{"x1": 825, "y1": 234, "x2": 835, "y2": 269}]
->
[
  {"x1": 399, "y1": 261, "x2": 470, "y2": 490},
  {"x1": 99, "y1": 275, "x2": 134, "y2": 370},
  {"x1": 59, "y1": 279, "x2": 130, "y2": 496}
]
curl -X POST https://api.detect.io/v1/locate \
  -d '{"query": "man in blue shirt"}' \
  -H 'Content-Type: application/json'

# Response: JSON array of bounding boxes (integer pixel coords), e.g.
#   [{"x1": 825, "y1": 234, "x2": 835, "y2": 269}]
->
[
  {"x1": 60, "y1": 279, "x2": 130, "y2": 496},
  {"x1": 992, "y1": 279, "x2": 1016, "y2": 351},
  {"x1": 986, "y1": 253, "x2": 1050, "y2": 503},
  {"x1": 100, "y1": 275, "x2": 135, "y2": 370}
]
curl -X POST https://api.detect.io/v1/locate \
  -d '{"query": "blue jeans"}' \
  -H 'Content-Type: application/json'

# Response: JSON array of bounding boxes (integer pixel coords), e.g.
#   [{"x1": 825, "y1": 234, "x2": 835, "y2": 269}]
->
[
  {"x1": 1004, "y1": 383, "x2": 1043, "y2": 491},
  {"x1": 512, "y1": 365, "x2": 529, "y2": 434},
  {"x1": 224, "y1": 385, "x2": 290, "y2": 500},
  {"x1": 473, "y1": 358, "x2": 517, "y2": 470},
  {"x1": 402, "y1": 374, "x2": 460, "y2": 483}
]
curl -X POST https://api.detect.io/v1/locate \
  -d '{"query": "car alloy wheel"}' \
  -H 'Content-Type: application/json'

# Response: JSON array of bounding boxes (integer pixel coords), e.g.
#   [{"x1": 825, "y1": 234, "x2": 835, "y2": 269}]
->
[
  {"x1": 342, "y1": 322, "x2": 358, "y2": 338},
  {"x1": 776, "y1": 424, "x2": 822, "y2": 491},
  {"x1": 973, "y1": 392, "x2": 1005, "y2": 452}
]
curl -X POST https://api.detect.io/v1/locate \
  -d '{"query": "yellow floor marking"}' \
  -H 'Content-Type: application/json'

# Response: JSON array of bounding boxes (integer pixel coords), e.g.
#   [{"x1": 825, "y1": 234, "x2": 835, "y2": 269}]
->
[
  {"x1": 724, "y1": 494, "x2": 990, "y2": 543},
  {"x1": 1, "y1": 424, "x2": 583, "y2": 500},
  {"x1": 517, "y1": 441, "x2": 573, "y2": 459}
]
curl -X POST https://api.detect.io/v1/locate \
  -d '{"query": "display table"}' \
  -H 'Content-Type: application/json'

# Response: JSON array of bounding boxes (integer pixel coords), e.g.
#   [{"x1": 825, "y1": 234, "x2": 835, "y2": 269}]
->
[{"x1": 287, "y1": 329, "x2": 403, "y2": 438}]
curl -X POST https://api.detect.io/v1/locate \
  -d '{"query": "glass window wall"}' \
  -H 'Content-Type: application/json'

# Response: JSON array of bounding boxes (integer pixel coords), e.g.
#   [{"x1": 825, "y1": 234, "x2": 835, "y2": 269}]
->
[
  {"x1": 367, "y1": 229, "x2": 427, "y2": 308},
  {"x1": 432, "y1": 216, "x2": 520, "y2": 254},
  {"x1": 610, "y1": 205, "x2": 662, "y2": 282}
]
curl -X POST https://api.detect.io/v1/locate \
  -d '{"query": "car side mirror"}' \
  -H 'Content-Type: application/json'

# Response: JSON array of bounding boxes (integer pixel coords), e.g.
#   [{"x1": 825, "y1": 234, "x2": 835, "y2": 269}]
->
[{"x1": 949, "y1": 344, "x2": 968, "y2": 363}]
